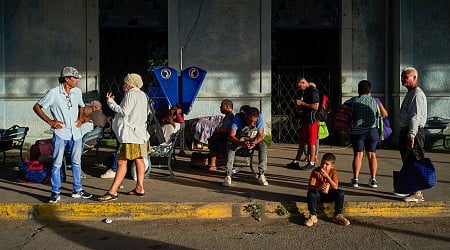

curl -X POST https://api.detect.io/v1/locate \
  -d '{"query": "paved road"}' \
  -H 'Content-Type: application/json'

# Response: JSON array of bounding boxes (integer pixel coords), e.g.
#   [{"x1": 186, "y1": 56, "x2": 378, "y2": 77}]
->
[{"x1": 1, "y1": 217, "x2": 449, "y2": 249}]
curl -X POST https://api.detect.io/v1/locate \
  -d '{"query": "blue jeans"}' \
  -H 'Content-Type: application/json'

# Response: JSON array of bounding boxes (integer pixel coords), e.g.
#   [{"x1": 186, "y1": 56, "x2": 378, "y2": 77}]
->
[
  {"x1": 307, "y1": 189, "x2": 345, "y2": 216},
  {"x1": 111, "y1": 143, "x2": 119, "y2": 170},
  {"x1": 51, "y1": 135, "x2": 83, "y2": 193},
  {"x1": 225, "y1": 141, "x2": 268, "y2": 175}
]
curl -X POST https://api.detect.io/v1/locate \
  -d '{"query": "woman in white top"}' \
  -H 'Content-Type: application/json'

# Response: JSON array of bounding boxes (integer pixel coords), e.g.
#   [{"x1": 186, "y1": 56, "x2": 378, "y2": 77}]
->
[{"x1": 98, "y1": 73, "x2": 150, "y2": 202}]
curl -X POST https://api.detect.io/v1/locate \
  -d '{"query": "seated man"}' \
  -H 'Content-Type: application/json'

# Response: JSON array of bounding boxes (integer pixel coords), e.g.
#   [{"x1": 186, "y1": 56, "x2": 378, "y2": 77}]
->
[
  {"x1": 222, "y1": 107, "x2": 268, "y2": 187},
  {"x1": 82, "y1": 100, "x2": 107, "y2": 143},
  {"x1": 207, "y1": 99, "x2": 234, "y2": 169},
  {"x1": 86, "y1": 100, "x2": 108, "y2": 128}
]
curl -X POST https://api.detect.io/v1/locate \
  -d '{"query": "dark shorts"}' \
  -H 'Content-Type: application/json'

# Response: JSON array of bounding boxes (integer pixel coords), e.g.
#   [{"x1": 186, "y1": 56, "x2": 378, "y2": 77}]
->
[
  {"x1": 299, "y1": 121, "x2": 319, "y2": 145},
  {"x1": 351, "y1": 128, "x2": 379, "y2": 152}
]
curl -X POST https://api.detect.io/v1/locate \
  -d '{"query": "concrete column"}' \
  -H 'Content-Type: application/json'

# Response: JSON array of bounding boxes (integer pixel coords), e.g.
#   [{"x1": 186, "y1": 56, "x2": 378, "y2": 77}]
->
[{"x1": 340, "y1": 0, "x2": 353, "y2": 101}]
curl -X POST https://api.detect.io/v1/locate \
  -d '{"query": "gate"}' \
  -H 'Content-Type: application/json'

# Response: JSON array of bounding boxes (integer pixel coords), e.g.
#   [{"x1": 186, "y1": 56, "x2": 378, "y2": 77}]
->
[{"x1": 271, "y1": 66, "x2": 332, "y2": 144}]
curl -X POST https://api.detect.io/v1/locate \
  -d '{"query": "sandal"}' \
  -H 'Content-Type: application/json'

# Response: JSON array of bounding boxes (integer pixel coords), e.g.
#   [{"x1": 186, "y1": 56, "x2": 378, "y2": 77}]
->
[
  {"x1": 127, "y1": 189, "x2": 145, "y2": 196},
  {"x1": 97, "y1": 192, "x2": 118, "y2": 202}
]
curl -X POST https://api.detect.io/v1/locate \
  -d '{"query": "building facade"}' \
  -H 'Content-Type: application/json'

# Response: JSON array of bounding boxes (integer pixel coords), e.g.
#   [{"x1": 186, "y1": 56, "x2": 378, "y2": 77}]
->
[{"x1": 0, "y1": 0, "x2": 449, "y2": 147}]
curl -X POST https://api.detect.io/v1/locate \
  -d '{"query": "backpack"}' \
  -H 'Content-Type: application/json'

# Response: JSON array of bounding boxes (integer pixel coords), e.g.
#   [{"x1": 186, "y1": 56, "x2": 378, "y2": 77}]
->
[
  {"x1": 147, "y1": 110, "x2": 166, "y2": 146},
  {"x1": 333, "y1": 98, "x2": 353, "y2": 133},
  {"x1": 316, "y1": 93, "x2": 331, "y2": 122},
  {"x1": 18, "y1": 159, "x2": 50, "y2": 183}
]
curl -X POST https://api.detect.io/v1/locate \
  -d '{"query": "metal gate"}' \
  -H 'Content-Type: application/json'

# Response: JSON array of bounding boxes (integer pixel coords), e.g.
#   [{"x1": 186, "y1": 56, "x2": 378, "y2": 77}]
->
[{"x1": 271, "y1": 66, "x2": 332, "y2": 144}]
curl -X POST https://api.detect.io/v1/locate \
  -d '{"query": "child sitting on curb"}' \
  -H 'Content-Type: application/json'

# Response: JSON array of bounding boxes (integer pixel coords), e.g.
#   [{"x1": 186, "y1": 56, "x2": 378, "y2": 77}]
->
[{"x1": 304, "y1": 152, "x2": 351, "y2": 227}]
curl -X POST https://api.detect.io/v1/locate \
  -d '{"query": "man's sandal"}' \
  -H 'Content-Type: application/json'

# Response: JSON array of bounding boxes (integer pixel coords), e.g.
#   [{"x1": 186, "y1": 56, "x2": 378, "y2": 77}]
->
[{"x1": 97, "y1": 192, "x2": 118, "y2": 202}]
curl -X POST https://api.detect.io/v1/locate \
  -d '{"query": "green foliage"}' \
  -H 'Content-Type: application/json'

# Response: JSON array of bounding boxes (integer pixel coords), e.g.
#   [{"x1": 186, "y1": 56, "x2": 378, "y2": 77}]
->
[
  {"x1": 148, "y1": 59, "x2": 168, "y2": 68},
  {"x1": 243, "y1": 202, "x2": 262, "y2": 221},
  {"x1": 264, "y1": 135, "x2": 273, "y2": 147},
  {"x1": 275, "y1": 205, "x2": 290, "y2": 216}
]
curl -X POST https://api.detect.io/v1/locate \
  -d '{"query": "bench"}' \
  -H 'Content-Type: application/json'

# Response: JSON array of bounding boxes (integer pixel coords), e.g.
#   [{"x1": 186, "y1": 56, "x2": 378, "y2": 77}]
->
[
  {"x1": 424, "y1": 116, "x2": 450, "y2": 149},
  {"x1": 0, "y1": 125, "x2": 29, "y2": 164},
  {"x1": 82, "y1": 126, "x2": 104, "y2": 159},
  {"x1": 145, "y1": 130, "x2": 180, "y2": 178},
  {"x1": 63, "y1": 126, "x2": 104, "y2": 178}
]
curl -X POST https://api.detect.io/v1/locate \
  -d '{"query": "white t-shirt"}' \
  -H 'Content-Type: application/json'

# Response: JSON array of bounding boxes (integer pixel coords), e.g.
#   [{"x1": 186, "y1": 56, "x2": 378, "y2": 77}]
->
[{"x1": 161, "y1": 122, "x2": 181, "y2": 144}]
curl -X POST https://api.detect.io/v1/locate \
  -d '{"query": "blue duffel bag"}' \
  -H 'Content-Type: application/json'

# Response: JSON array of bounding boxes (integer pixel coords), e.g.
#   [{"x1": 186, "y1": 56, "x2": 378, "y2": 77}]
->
[{"x1": 393, "y1": 157, "x2": 437, "y2": 194}]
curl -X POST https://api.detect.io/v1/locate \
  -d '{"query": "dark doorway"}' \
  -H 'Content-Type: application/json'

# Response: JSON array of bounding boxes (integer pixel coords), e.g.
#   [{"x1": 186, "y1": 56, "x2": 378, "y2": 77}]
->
[
  {"x1": 271, "y1": 30, "x2": 340, "y2": 144},
  {"x1": 99, "y1": 28, "x2": 167, "y2": 116},
  {"x1": 98, "y1": 0, "x2": 168, "y2": 116}
]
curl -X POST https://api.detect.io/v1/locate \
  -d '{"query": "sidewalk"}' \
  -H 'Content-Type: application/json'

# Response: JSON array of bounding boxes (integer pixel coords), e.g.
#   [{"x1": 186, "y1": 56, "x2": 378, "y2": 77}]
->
[{"x1": 0, "y1": 143, "x2": 449, "y2": 220}]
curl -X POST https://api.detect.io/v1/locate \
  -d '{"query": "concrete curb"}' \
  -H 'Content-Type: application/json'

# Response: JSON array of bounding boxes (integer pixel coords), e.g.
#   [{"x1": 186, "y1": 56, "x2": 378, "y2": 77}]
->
[{"x1": 1, "y1": 201, "x2": 449, "y2": 220}]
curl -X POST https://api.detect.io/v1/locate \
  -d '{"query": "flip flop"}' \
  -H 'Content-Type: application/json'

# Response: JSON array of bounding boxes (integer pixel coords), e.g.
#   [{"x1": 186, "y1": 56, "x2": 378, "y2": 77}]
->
[
  {"x1": 97, "y1": 192, "x2": 118, "y2": 202},
  {"x1": 127, "y1": 189, "x2": 145, "y2": 196}
]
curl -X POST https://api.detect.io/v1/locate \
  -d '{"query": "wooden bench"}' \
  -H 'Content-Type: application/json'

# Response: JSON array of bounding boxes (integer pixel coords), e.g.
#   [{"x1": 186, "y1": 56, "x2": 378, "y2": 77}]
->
[{"x1": 0, "y1": 125, "x2": 29, "y2": 164}]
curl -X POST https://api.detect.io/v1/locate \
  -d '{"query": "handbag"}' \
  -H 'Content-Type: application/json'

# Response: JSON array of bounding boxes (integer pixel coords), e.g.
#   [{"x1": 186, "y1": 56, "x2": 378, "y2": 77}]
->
[
  {"x1": 318, "y1": 121, "x2": 329, "y2": 140},
  {"x1": 190, "y1": 152, "x2": 210, "y2": 167},
  {"x1": 375, "y1": 98, "x2": 392, "y2": 141},
  {"x1": 393, "y1": 157, "x2": 437, "y2": 194}
]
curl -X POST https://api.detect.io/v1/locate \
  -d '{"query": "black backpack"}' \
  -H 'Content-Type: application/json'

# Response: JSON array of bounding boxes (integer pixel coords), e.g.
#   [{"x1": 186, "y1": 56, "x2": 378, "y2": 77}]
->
[{"x1": 147, "y1": 102, "x2": 166, "y2": 146}]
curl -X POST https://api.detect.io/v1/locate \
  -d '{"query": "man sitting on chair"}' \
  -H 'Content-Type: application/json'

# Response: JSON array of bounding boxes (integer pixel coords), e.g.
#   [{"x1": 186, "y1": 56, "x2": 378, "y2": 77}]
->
[
  {"x1": 207, "y1": 99, "x2": 234, "y2": 169},
  {"x1": 222, "y1": 107, "x2": 268, "y2": 187}
]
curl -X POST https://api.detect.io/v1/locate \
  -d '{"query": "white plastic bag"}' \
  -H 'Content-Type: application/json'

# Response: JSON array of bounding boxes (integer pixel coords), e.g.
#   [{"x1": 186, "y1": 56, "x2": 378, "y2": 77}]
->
[{"x1": 131, "y1": 157, "x2": 149, "y2": 181}]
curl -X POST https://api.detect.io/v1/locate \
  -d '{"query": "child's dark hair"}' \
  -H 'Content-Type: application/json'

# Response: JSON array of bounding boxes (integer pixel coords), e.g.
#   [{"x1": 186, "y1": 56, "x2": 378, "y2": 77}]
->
[{"x1": 321, "y1": 153, "x2": 336, "y2": 164}]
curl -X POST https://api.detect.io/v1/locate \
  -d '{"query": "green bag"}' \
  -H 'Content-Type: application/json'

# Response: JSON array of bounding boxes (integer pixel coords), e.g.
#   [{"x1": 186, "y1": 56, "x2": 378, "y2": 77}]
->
[{"x1": 318, "y1": 121, "x2": 329, "y2": 140}]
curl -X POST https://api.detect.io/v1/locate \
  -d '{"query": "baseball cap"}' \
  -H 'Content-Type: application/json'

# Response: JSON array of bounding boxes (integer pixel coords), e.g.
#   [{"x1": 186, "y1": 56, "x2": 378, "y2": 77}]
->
[{"x1": 60, "y1": 66, "x2": 82, "y2": 79}]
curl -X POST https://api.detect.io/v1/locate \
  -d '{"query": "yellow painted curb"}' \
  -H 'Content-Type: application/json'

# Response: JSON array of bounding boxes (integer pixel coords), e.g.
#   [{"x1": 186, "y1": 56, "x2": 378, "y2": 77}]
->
[
  {"x1": 0, "y1": 203, "x2": 233, "y2": 220},
  {"x1": 343, "y1": 201, "x2": 450, "y2": 217},
  {"x1": 263, "y1": 201, "x2": 450, "y2": 218},
  {"x1": 1, "y1": 201, "x2": 449, "y2": 220}
]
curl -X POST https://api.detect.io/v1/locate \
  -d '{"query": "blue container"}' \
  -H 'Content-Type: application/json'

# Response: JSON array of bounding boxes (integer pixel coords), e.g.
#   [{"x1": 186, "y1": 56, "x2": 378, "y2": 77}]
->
[
  {"x1": 181, "y1": 66, "x2": 206, "y2": 115},
  {"x1": 149, "y1": 66, "x2": 179, "y2": 108}
]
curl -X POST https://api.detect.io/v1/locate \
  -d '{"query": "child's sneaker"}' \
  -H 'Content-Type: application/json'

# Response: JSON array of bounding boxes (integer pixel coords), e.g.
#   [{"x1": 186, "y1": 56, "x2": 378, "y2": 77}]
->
[
  {"x1": 403, "y1": 191, "x2": 424, "y2": 202},
  {"x1": 48, "y1": 192, "x2": 60, "y2": 203},
  {"x1": 332, "y1": 214, "x2": 350, "y2": 226},
  {"x1": 368, "y1": 179, "x2": 378, "y2": 188},
  {"x1": 222, "y1": 175, "x2": 232, "y2": 187},
  {"x1": 72, "y1": 190, "x2": 93, "y2": 199},
  {"x1": 304, "y1": 214, "x2": 317, "y2": 227},
  {"x1": 349, "y1": 178, "x2": 359, "y2": 188}
]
